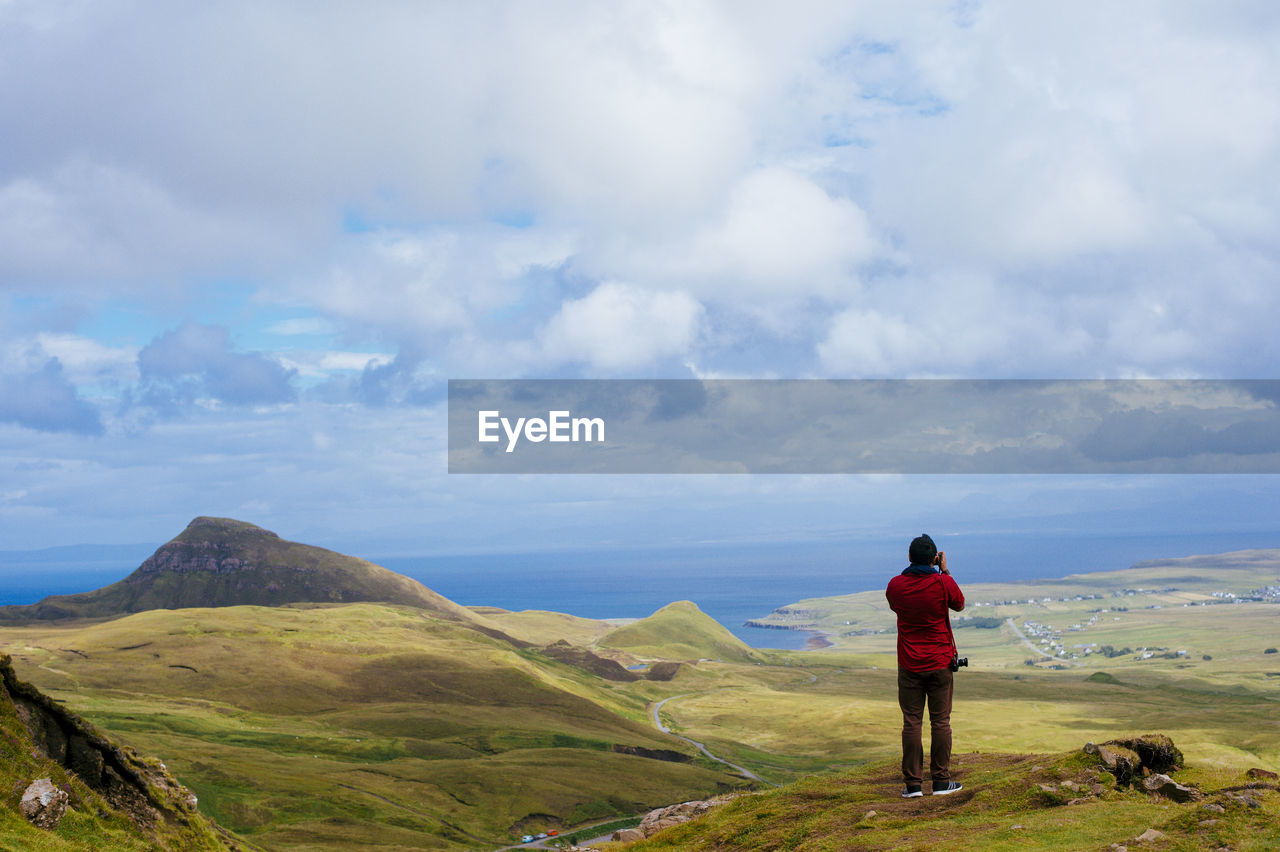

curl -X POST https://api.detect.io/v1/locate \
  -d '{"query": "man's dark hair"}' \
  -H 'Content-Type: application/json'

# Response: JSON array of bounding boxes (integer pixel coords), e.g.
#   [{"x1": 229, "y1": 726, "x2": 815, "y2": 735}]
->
[{"x1": 908, "y1": 533, "x2": 937, "y2": 566}]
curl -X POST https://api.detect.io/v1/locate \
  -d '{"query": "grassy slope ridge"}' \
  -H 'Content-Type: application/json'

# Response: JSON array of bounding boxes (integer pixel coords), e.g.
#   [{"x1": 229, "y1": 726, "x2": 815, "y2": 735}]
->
[
  {"x1": 0, "y1": 517, "x2": 480, "y2": 624},
  {"x1": 0, "y1": 654, "x2": 239, "y2": 852},
  {"x1": 599, "y1": 601, "x2": 760, "y2": 663},
  {"x1": 619, "y1": 748, "x2": 1280, "y2": 852},
  {"x1": 0, "y1": 604, "x2": 751, "y2": 850}
]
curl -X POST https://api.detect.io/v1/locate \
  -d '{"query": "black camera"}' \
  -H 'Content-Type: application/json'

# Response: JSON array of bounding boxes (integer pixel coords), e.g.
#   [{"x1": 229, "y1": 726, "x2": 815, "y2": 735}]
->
[{"x1": 949, "y1": 655, "x2": 968, "y2": 672}]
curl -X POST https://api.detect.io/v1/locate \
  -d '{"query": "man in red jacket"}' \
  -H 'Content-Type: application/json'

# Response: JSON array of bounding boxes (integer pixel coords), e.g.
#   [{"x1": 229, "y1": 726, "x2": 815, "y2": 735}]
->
[{"x1": 885, "y1": 533, "x2": 965, "y2": 798}]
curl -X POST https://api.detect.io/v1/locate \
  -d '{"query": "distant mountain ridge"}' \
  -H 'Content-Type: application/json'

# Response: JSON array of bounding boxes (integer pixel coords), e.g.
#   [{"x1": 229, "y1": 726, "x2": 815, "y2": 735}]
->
[{"x1": 0, "y1": 517, "x2": 480, "y2": 624}]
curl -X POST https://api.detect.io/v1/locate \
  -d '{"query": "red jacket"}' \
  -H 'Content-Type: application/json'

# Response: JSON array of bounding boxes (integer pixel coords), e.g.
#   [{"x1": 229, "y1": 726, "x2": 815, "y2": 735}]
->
[{"x1": 886, "y1": 569, "x2": 965, "y2": 673}]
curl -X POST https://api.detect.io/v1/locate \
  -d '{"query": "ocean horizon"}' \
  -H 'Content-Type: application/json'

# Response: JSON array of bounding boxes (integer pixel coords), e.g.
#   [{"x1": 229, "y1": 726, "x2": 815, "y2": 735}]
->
[{"x1": 2, "y1": 530, "x2": 1276, "y2": 649}]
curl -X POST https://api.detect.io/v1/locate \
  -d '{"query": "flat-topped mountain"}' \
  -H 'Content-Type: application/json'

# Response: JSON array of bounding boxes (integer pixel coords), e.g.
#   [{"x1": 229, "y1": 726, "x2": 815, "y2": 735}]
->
[{"x1": 0, "y1": 517, "x2": 478, "y2": 623}]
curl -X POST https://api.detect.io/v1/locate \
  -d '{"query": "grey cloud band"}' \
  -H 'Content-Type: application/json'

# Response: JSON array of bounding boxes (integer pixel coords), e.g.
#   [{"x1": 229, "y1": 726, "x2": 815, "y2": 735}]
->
[{"x1": 448, "y1": 380, "x2": 1280, "y2": 474}]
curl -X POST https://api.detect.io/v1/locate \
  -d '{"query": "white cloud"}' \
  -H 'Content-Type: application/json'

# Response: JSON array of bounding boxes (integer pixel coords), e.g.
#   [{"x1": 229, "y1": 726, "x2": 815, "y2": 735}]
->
[
  {"x1": 584, "y1": 167, "x2": 879, "y2": 308},
  {"x1": 265, "y1": 318, "x2": 336, "y2": 337},
  {"x1": 276, "y1": 351, "x2": 394, "y2": 380},
  {"x1": 0, "y1": 161, "x2": 281, "y2": 290},
  {"x1": 539, "y1": 281, "x2": 703, "y2": 370},
  {"x1": 34, "y1": 333, "x2": 139, "y2": 386}
]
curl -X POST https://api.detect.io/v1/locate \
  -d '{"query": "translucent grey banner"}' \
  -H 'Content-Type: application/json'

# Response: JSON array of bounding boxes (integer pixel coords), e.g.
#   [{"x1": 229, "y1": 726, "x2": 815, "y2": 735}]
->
[{"x1": 447, "y1": 379, "x2": 1280, "y2": 474}]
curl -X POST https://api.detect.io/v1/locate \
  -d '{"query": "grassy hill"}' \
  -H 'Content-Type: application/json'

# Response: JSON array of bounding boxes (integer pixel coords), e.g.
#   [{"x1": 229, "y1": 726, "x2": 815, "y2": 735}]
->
[
  {"x1": 599, "y1": 602, "x2": 761, "y2": 664},
  {"x1": 1, "y1": 654, "x2": 239, "y2": 851},
  {"x1": 0, "y1": 518, "x2": 481, "y2": 625},
  {"x1": 0, "y1": 603, "x2": 752, "y2": 849},
  {"x1": 2, "y1": 536, "x2": 1278, "y2": 850},
  {"x1": 616, "y1": 745, "x2": 1280, "y2": 851}
]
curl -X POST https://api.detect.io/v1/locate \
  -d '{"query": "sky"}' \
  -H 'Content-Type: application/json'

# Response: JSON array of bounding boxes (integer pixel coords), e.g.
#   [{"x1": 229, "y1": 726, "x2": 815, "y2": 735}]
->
[{"x1": 2, "y1": 1, "x2": 1279, "y2": 556}]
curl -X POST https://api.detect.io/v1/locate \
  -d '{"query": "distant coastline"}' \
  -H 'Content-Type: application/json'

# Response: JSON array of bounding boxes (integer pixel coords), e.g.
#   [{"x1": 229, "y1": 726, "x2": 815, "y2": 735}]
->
[
  {"x1": 744, "y1": 618, "x2": 834, "y2": 650},
  {"x1": 3, "y1": 529, "x2": 1278, "y2": 651}
]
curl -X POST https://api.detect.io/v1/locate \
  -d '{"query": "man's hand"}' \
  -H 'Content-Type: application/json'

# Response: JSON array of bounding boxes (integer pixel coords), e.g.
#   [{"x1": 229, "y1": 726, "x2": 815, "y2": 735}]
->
[{"x1": 936, "y1": 551, "x2": 949, "y2": 575}]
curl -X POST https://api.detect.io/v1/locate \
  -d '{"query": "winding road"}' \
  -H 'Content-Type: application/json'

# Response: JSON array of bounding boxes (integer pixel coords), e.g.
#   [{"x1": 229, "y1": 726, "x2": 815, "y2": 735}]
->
[{"x1": 650, "y1": 694, "x2": 776, "y2": 786}]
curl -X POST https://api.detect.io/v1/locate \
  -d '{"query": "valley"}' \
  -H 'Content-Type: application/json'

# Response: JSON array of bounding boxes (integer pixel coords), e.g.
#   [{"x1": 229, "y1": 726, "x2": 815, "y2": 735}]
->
[{"x1": 1, "y1": 519, "x2": 1277, "y2": 849}]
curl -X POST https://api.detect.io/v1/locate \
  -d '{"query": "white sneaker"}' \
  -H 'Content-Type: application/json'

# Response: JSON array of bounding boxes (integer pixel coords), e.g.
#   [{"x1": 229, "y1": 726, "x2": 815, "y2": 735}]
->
[
  {"x1": 932, "y1": 781, "x2": 963, "y2": 795},
  {"x1": 902, "y1": 785, "x2": 923, "y2": 798}
]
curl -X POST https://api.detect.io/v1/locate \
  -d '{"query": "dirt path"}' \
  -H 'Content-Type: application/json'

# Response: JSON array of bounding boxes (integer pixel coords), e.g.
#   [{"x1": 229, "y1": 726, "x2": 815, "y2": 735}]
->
[{"x1": 650, "y1": 694, "x2": 775, "y2": 786}]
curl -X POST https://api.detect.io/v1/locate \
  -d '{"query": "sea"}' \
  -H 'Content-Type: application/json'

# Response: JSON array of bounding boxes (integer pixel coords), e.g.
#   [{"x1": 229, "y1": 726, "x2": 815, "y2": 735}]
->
[{"x1": 3, "y1": 530, "x2": 1276, "y2": 650}]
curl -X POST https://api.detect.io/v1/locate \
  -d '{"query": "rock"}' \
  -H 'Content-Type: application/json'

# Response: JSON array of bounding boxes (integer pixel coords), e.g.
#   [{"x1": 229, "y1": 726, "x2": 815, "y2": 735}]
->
[
  {"x1": 1135, "y1": 828, "x2": 1166, "y2": 843},
  {"x1": 20, "y1": 779, "x2": 69, "y2": 830},
  {"x1": 1246, "y1": 767, "x2": 1278, "y2": 780},
  {"x1": 1109, "y1": 845, "x2": 1128, "y2": 852},
  {"x1": 1201, "y1": 802, "x2": 1225, "y2": 813},
  {"x1": 1091, "y1": 783, "x2": 1107, "y2": 795},
  {"x1": 1105, "y1": 735, "x2": 1184, "y2": 773},
  {"x1": 863, "y1": 810, "x2": 877, "y2": 820},
  {"x1": 1086, "y1": 743, "x2": 1143, "y2": 785},
  {"x1": 1068, "y1": 797, "x2": 1089, "y2": 805},
  {"x1": 1061, "y1": 780, "x2": 1081, "y2": 792},
  {"x1": 638, "y1": 798, "x2": 730, "y2": 837},
  {"x1": 611, "y1": 828, "x2": 645, "y2": 843},
  {"x1": 1142, "y1": 773, "x2": 1202, "y2": 803},
  {"x1": 1199, "y1": 819, "x2": 1221, "y2": 827},
  {"x1": 1039, "y1": 783, "x2": 1058, "y2": 792},
  {"x1": 1010, "y1": 824, "x2": 1024, "y2": 830}
]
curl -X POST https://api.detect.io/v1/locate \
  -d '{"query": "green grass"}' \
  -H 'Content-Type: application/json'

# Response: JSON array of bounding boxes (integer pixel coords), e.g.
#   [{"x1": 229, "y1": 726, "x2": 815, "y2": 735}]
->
[
  {"x1": 0, "y1": 657, "x2": 236, "y2": 852},
  {"x1": 614, "y1": 749, "x2": 1280, "y2": 851},
  {"x1": 2, "y1": 547, "x2": 1278, "y2": 850},
  {"x1": 599, "y1": 601, "x2": 762, "y2": 664},
  {"x1": 0, "y1": 604, "x2": 752, "y2": 850}
]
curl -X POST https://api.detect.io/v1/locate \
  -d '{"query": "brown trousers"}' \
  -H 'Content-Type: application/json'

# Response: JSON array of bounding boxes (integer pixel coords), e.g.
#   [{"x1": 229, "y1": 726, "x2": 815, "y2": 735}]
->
[{"x1": 897, "y1": 666, "x2": 954, "y2": 785}]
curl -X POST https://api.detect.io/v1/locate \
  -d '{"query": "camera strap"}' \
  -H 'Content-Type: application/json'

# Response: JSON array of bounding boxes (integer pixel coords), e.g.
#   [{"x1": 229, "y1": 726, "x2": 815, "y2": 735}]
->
[{"x1": 934, "y1": 573, "x2": 959, "y2": 658}]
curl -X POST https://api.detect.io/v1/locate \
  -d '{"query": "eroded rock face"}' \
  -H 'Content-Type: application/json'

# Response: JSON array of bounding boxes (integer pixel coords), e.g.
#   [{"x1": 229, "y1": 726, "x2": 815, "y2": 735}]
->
[
  {"x1": 135, "y1": 546, "x2": 255, "y2": 576},
  {"x1": 20, "y1": 778, "x2": 68, "y2": 830},
  {"x1": 2, "y1": 655, "x2": 200, "y2": 832}
]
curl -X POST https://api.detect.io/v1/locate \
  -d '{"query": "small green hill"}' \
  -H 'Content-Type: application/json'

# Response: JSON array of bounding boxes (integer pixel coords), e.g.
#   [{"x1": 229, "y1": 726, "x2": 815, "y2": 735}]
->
[
  {"x1": 599, "y1": 601, "x2": 759, "y2": 663},
  {"x1": 624, "y1": 743, "x2": 1280, "y2": 851},
  {"x1": 0, "y1": 654, "x2": 239, "y2": 851},
  {"x1": 0, "y1": 517, "x2": 479, "y2": 624}
]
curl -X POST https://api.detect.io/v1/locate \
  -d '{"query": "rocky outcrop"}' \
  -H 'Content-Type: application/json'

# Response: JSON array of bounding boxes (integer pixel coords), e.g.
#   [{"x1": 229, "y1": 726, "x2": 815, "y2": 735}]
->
[
  {"x1": 1084, "y1": 741, "x2": 1142, "y2": 785},
  {"x1": 1142, "y1": 773, "x2": 1202, "y2": 802},
  {"x1": 1106, "y1": 734, "x2": 1183, "y2": 773},
  {"x1": 3, "y1": 654, "x2": 200, "y2": 831},
  {"x1": 20, "y1": 778, "x2": 68, "y2": 830},
  {"x1": 1085, "y1": 734, "x2": 1185, "y2": 786},
  {"x1": 636, "y1": 796, "x2": 735, "y2": 837}
]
